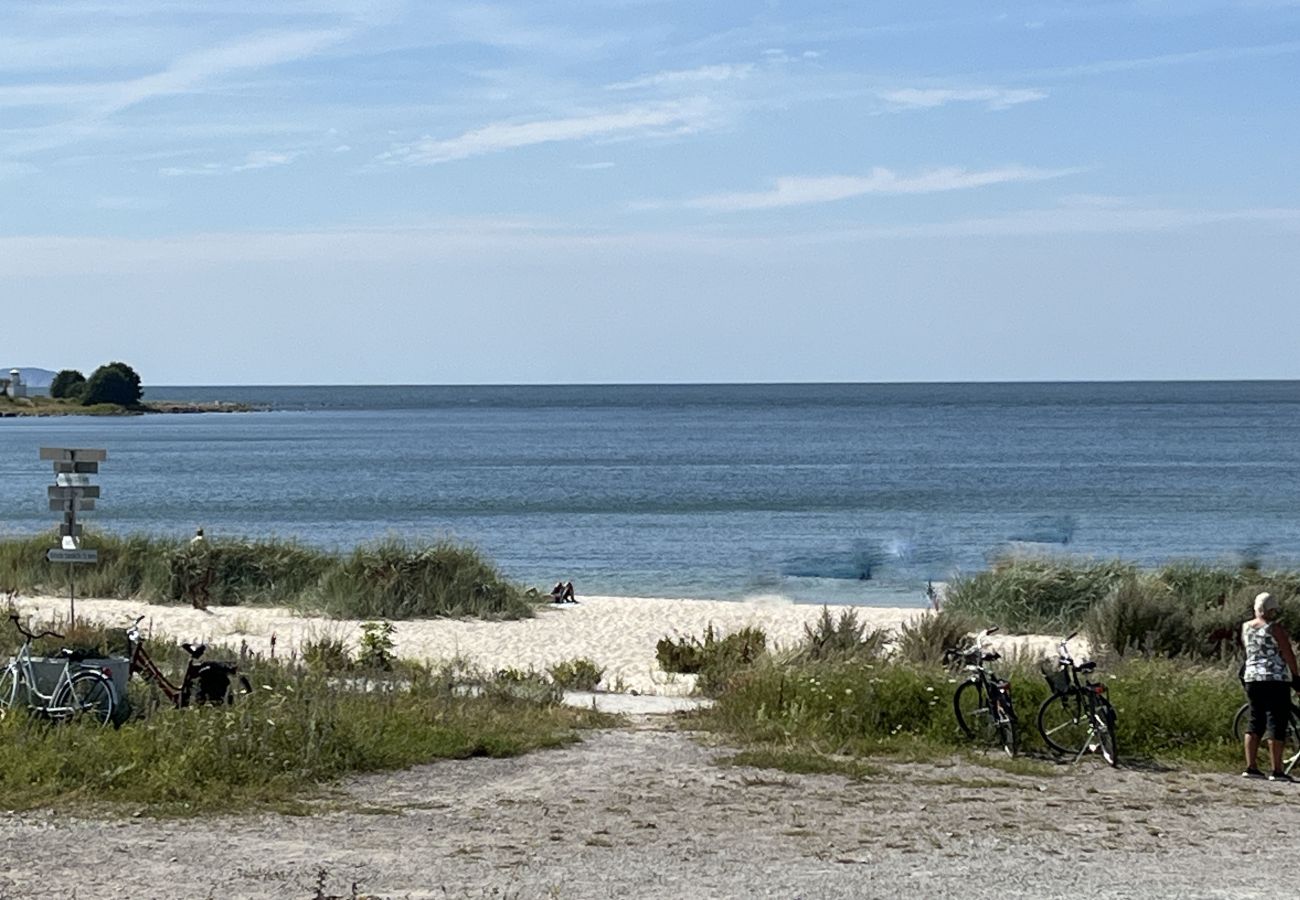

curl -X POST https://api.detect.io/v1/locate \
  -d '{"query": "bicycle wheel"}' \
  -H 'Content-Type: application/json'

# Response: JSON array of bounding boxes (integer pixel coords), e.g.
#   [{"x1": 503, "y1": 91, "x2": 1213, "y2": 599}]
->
[
  {"x1": 1038, "y1": 691, "x2": 1090, "y2": 756},
  {"x1": 992, "y1": 693, "x2": 1018, "y2": 758},
  {"x1": 52, "y1": 672, "x2": 115, "y2": 726},
  {"x1": 1232, "y1": 702, "x2": 1250, "y2": 742},
  {"x1": 1091, "y1": 696, "x2": 1118, "y2": 767},
  {"x1": 1232, "y1": 700, "x2": 1300, "y2": 766},
  {"x1": 954, "y1": 679, "x2": 993, "y2": 740},
  {"x1": 0, "y1": 665, "x2": 18, "y2": 718}
]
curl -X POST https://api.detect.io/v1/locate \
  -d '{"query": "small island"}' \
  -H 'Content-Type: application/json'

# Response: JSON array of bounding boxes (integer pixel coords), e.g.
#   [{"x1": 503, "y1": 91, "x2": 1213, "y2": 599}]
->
[{"x1": 0, "y1": 363, "x2": 254, "y2": 417}]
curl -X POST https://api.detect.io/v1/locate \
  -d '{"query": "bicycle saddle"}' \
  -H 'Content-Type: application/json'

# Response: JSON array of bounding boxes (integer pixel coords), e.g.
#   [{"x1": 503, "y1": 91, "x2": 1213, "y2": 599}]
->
[
  {"x1": 1077, "y1": 660, "x2": 1097, "y2": 674},
  {"x1": 60, "y1": 648, "x2": 96, "y2": 662},
  {"x1": 982, "y1": 652, "x2": 1001, "y2": 662},
  {"x1": 181, "y1": 642, "x2": 207, "y2": 659}
]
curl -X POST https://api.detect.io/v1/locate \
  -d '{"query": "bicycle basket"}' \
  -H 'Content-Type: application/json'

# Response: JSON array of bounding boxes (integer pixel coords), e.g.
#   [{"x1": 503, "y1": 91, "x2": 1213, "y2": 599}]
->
[{"x1": 1039, "y1": 659, "x2": 1070, "y2": 694}]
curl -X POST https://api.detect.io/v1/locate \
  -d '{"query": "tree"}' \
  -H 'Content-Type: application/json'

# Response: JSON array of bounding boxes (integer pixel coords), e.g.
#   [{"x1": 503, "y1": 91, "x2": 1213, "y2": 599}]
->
[
  {"x1": 82, "y1": 361, "x2": 143, "y2": 407},
  {"x1": 49, "y1": 369, "x2": 86, "y2": 400}
]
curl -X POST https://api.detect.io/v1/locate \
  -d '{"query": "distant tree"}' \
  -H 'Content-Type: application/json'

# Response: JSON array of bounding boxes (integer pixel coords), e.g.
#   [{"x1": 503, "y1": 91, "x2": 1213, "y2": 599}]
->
[
  {"x1": 49, "y1": 369, "x2": 86, "y2": 400},
  {"x1": 82, "y1": 361, "x2": 143, "y2": 407}
]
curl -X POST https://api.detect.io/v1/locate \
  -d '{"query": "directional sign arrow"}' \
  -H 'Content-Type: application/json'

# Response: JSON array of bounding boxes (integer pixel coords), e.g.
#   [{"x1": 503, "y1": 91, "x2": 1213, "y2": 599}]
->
[
  {"x1": 46, "y1": 549, "x2": 98, "y2": 564},
  {"x1": 55, "y1": 473, "x2": 94, "y2": 488},
  {"x1": 48, "y1": 485, "x2": 100, "y2": 500},
  {"x1": 40, "y1": 448, "x2": 107, "y2": 462}
]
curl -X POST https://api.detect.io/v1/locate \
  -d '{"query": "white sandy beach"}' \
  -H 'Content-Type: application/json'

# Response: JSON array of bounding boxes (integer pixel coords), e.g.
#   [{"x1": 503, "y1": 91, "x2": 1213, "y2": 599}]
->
[{"x1": 10, "y1": 593, "x2": 1065, "y2": 695}]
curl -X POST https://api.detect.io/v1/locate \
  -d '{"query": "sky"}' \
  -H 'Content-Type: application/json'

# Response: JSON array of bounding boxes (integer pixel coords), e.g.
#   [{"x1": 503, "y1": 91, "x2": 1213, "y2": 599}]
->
[{"x1": 2, "y1": 0, "x2": 1298, "y2": 385}]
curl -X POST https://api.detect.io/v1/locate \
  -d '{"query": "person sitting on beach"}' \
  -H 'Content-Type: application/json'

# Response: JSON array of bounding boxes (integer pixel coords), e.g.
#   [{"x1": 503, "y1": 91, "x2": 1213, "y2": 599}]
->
[
  {"x1": 1241, "y1": 591, "x2": 1300, "y2": 781},
  {"x1": 550, "y1": 581, "x2": 578, "y2": 604},
  {"x1": 562, "y1": 581, "x2": 576, "y2": 603}
]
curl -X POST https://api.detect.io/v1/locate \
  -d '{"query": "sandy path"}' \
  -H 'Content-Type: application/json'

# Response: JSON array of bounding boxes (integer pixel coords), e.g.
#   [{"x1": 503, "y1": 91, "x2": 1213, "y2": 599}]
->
[
  {"x1": 0, "y1": 716, "x2": 1286, "y2": 900},
  {"x1": 11, "y1": 595, "x2": 1064, "y2": 696}
]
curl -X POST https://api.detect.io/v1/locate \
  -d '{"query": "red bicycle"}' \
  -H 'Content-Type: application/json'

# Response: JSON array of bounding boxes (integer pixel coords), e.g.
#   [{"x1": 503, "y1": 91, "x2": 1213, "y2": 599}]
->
[{"x1": 126, "y1": 615, "x2": 251, "y2": 707}]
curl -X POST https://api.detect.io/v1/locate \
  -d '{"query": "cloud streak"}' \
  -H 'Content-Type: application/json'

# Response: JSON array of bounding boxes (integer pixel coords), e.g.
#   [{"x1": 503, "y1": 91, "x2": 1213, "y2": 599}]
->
[
  {"x1": 607, "y1": 63, "x2": 756, "y2": 91},
  {"x1": 878, "y1": 87, "x2": 1047, "y2": 111},
  {"x1": 379, "y1": 99, "x2": 714, "y2": 165},
  {"x1": 676, "y1": 166, "x2": 1080, "y2": 211}
]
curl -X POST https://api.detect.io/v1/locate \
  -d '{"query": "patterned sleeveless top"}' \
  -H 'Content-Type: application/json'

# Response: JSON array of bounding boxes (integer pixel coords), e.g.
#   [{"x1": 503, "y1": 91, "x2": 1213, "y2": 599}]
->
[{"x1": 1242, "y1": 620, "x2": 1290, "y2": 682}]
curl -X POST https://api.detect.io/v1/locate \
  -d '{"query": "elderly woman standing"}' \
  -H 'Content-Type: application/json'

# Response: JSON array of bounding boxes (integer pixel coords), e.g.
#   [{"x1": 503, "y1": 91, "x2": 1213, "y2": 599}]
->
[{"x1": 1242, "y1": 591, "x2": 1300, "y2": 781}]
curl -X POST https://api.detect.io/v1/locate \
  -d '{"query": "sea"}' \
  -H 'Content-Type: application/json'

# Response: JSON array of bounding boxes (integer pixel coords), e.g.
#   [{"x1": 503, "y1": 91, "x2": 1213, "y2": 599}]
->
[{"x1": 2, "y1": 382, "x2": 1298, "y2": 607}]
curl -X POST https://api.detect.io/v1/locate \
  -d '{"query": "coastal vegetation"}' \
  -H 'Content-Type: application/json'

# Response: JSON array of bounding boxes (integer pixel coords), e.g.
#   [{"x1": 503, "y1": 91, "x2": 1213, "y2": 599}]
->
[
  {"x1": 667, "y1": 610, "x2": 1248, "y2": 775},
  {"x1": 1, "y1": 361, "x2": 249, "y2": 415},
  {"x1": 0, "y1": 532, "x2": 537, "y2": 620},
  {"x1": 944, "y1": 557, "x2": 1300, "y2": 658},
  {"x1": 0, "y1": 615, "x2": 606, "y2": 813}
]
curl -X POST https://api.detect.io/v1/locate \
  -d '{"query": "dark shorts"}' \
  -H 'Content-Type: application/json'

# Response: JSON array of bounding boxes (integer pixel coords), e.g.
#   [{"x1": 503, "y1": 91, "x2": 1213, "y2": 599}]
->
[{"x1": 1246, "y1": 680, "x2": 1292, "y2": 741}]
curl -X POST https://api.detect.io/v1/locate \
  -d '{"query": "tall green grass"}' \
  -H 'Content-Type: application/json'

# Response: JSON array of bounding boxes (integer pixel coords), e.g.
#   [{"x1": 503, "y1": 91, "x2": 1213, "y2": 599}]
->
[
  {"x1": 945, "y1": 557, "x2": 1300, "y2": 659},
  {"x1": 0, "y1": 531, "x2": 535, "y2": 620},
  {"x1": 0, "y1": 617, "x2": 606, "y2": 812},
  {"x1": 703, "y1": 654, "x2": 1244, "y2": 766}
]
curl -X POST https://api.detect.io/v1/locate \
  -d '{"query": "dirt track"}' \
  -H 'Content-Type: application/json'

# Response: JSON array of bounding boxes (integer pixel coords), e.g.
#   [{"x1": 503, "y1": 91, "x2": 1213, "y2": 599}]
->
[{"x1": 0, "y1": 716, "x2": 1291, "y2": 900}]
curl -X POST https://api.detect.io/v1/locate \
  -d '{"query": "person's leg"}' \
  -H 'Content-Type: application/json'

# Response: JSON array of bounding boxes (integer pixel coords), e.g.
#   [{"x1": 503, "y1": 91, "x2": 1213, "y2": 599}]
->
[
  {"x1": 1269, "y1": 738, "x2": 1285, "y2": 774},
  {"x1": 1246, "y1": 732, "x2": 1262, "y2": 770}
]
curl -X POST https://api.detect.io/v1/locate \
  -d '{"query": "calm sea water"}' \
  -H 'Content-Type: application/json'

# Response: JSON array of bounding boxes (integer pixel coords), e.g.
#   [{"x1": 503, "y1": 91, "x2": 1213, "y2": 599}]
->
[{"x1": 3, "y1": 382, "x2": 1299, "y2": 606}]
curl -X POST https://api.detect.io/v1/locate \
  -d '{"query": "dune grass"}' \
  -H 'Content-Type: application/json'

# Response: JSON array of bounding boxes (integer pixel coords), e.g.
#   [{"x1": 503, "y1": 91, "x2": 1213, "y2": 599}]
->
[{"x1": 0, "y1": 531, "x2": 536, "y2": 620}]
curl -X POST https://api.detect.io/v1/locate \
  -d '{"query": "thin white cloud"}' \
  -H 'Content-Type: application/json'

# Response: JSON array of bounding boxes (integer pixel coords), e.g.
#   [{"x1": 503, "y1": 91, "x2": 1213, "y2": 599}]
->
[
  {"x1": 675, "y1": 166, "x2": 1079, "y2": 212},
  {"x1": 100, "y1": 29, "x2": 351, "y2": 116},
  {"x1": 878, "y1": 87, "x2": 1047, "y2": 111},
  {"x1": 160, "y1": 149, "x2": 301, "y2": 177},
  {"x1": 574, "y1": 161, "x2": 616, "y2": 170},
  {"x1": 1035, "y1": 39, "x2": 1300, "y2": 79},
  {"x1": 606, "y1": 64, "x2": 755, "y2": 91},
  {"x1": 379, "y1": 99, "x2": 713, "y2": 165}
]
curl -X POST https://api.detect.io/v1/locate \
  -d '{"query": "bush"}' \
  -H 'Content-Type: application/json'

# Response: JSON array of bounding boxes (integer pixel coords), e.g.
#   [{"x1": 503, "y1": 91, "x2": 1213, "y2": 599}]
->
[
  {"x1": 656, "y1": 624, "x2": 767, "y2": 696},
  {"x1": 1083, "y1": 576, "x2": 1195, "y2": 658},
  {"x1": 547, "y1": 658, "x2": 604, "y2": 691},
  {"x1": 795, "y1": 606, "x2": 890, "y2": 663},
  {"x1": 894, "y1": 610, "x2": 976, "y2": 665},
  {"x1": 357, "y1": 621, "x2": 396, "y2": 671}
]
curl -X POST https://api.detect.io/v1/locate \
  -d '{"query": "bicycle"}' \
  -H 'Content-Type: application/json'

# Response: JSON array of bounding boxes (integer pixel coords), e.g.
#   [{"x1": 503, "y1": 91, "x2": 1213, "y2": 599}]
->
[
  {"x1": 1036, "y1": 632, "x2": 1118, "y2": 766},
  {"x1": 947, "y1": 627, "x2": 1018, "y2": 757},
  {"x1": 126, "y1": 615, "x2": 251, "y2": 707},
  {"x1": 1230, "y1": 698, "x2": 1300, "y2": 777},
  {"x1": 0, "y1": 614, "x2": 117, "y2": 726}
]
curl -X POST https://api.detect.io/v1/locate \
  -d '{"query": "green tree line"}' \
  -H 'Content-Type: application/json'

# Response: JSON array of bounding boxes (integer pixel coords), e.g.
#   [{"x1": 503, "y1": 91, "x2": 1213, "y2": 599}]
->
[{"x1": 49, "y1": 361, "x2": 143, "y2": 407}]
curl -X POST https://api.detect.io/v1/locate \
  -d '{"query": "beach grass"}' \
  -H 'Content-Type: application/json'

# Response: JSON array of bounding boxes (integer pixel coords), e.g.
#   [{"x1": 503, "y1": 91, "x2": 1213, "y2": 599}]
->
[
  {"x1": 0, "y1": 531, "x2": 536, "y2": 620},
  {"x1": 0, "y1": 618, "x2": 608, "y2": 814},
  {"x1": 944, "y1": 558, "x2": 1300, "y2": 658}
]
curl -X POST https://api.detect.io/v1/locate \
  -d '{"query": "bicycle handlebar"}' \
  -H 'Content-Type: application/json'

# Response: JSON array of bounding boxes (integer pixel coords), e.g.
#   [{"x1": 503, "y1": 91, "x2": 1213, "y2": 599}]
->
[{"x1": 7, "y1": 613, "x2": 64, "y2": 642}]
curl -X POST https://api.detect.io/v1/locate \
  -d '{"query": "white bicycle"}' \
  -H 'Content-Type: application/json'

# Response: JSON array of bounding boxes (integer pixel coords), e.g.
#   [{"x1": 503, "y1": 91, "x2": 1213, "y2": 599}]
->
[{"x1": 0, "y1": 614, "x2": 117, "y2": 726}]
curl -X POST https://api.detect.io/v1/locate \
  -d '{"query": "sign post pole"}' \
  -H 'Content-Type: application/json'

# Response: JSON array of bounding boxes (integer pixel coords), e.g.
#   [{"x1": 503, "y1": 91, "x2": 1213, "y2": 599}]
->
[{"x1": 39, "y1": 448, "x2": 106, "y2": 625}]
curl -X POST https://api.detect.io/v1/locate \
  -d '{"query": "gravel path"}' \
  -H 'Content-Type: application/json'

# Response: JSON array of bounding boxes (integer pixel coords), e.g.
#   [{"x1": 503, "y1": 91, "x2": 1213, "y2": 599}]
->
[{"x1": 0, "y1": 716, "x2": 1290, "y2": 900}]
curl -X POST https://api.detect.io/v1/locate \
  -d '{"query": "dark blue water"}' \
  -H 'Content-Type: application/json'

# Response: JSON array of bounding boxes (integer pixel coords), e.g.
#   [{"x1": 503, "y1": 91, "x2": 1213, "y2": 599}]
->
[{"x1": 3, "y1": 382, "x2": 1298, "y2": 606}]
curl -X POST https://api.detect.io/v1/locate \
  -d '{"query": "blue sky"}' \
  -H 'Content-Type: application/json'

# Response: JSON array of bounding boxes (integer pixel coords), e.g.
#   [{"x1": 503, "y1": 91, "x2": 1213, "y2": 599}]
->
[{"x1": 2, "y1": 0, "x2": 1298, "y2": 384}]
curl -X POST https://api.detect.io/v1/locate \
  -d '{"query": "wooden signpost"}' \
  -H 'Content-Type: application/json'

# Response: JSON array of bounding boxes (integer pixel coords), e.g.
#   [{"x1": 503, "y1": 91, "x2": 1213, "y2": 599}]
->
[{"x1": 39, "y1": 448, "x2": 106, "y2": 623}]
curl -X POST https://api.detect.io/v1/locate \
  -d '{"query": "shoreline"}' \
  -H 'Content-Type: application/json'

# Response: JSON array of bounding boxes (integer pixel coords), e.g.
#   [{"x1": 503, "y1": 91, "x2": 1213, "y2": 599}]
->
[{"x1": 11, "y1": 593, "x2": 1063, "y2": 696}]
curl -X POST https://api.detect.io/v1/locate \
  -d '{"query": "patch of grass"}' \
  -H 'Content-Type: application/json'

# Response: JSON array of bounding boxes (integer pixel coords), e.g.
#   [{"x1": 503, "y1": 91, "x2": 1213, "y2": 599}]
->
[
  {"x1": 794, "y1": 605, "x2": 890, "y2": 663},
  {"x1": 0, "y1": 619, "x2": 610, "y2": 814},
  {"x1": 721, "y1": 748, "x2": 881, "y2": 781},
  {"x1": 656, "y1": 624, "x2": 767, "y2": 696},
  {"x1": 893, "y1": 610, "x2": 977, "y2": 665}
]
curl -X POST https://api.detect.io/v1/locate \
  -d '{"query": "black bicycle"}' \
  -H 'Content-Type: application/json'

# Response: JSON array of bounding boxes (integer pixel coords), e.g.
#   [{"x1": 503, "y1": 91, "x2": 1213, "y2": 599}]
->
[
  {"x1": 948, "y1": 627, "x2": 1018, "y2": 757},
  {"x1": 1231, "y1": 699, "x2": 1300, "y2": 777},
  {"x1": 1037, "y1": 632, "x2": 1118, "y2": 767}
]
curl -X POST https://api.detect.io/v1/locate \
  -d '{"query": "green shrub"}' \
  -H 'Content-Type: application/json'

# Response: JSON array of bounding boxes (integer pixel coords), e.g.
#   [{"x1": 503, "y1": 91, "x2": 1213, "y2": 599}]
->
[
  {"x1": 656, "y1": 624, "x2": 767, "y2": 697},
  {"x1": 795, "y1": 606, "x2": 889, "y2": 663},
  {"x1": 302, "y1": 634, "x2": 351, "y2": 673},
  {"x1": 357, "y1": 621, "x2": 396, "y2": 671},
  {"x1": 894, "y1": 610, "x2": 977, "y2": 665},
  {"x1": 1083, "y1": 576, "x2": 1196, "y2": 658},
  {"x1": 547, "y1": 658, "x2": 604, "y2": 691}
]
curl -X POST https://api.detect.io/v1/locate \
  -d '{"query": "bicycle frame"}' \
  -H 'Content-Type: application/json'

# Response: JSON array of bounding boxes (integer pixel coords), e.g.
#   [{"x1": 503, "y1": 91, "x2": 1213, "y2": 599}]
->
[
  {"x1": 2, "y1": 616, "x2": 116, "y2": 722},
  {"x1": 1040, "y1": 633, "x2": 1116, "y2": 765},
  {"x1": 126, "y1": 615, "x2": 247, "y2": 708}
]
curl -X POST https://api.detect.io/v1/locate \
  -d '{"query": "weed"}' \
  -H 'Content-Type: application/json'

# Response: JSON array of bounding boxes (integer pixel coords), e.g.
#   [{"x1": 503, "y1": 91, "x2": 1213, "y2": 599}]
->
[{"x1": 547, "y1": 658, "x2": 604, "y2": 691}]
